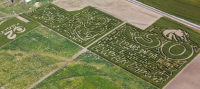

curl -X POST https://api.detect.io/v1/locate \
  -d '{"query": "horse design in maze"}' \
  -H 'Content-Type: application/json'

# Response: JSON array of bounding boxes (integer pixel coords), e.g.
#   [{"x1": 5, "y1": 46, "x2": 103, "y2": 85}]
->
[
  {"x1": 134, "y1": 28, "x2": 194, "y2": 60},
  {"x1": 90, "y1": 24, "x2": 200, "y2": 87},
  {"x1": 161, "y1": 29, "x2": 193, "y2": 60},
  {"x1": 163, "y1": 29, "x2": 189, "y2": 42}
]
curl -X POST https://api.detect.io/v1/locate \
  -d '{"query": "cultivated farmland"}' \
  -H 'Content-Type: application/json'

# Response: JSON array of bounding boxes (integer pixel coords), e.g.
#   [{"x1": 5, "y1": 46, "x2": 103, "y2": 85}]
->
[
  {"x1": 89, "y1": 17, "x2": 200, "y2": 88},
  {"x1": 19, "y1": 3, "x2": 200, "y2": 88},
  {"x1": 137, "y1": 0, "x2": 200, "y2": 25},
  {"x1": 0, "y1": 26, "x2": 81, "y2": 89},
  {"x1": 21, "y1": 4, "x2": 122, "y2": 46},
  {"x1": 33, "y1": 51, "x2": 157, "y2": 89}
]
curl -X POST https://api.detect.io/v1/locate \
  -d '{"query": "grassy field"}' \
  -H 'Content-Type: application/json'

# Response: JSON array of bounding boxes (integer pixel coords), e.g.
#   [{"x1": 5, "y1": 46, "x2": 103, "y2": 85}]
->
[
  {"x1": 0, "y1": 17, "x2": 39, "y2": 47},
  {"x1": 0, "y1": 11, "x2": 8, "y2": 17},
  {"x1": 0, "y1": 0, "x2": 53, "y2": 15},
  {"x1": 0, "y1": 26, "x2": 81, "y2": 89},
  {"x1": 137, "y1": 0, "x2": 200, "y2": 25},
  {"x1": 89, "y1": 17, "x2": 200, "y2": 88},
  {"x1": 33, "y1": 51, "x2": 157, "y2": 89},
  {"x1": 0, "y1": 0, "x2": 6, "y2": 3},
  {"x1": 21, "y1": 4, "x2": 123, "y2": 46}
]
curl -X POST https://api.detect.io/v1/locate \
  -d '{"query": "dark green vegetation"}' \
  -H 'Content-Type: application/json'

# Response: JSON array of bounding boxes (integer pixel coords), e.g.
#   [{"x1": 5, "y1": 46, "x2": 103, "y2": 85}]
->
[
  {"x1": 0, "y1": 26, "x2": 81, "y2": 89},
  {"x1": 89, "y1": 17, "x2": 200, "y2": 88},
  {"x1": 137, "y1": 0, "x2": 200, "y2": 25},
  {"x1": 0, "y1": 17, "x2": 39, "y2": 47},
  {"x1": 21, "y1": 4, "x2": 123, "y2": 46},
  {"x1": 33, "y1": 52, "x2": 157, "y2": 89}
]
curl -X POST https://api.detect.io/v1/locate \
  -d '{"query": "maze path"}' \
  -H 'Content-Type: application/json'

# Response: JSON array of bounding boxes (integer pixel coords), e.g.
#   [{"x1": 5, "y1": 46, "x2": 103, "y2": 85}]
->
[
  {"x1": 89, "y1": 23, "x2": 200, "y2": 88},
  {"x1": 22, "y1": 4, "x2": 123, "y2": 46},
  {"x1": 20, "y1": 3, "x2": 200, "y2": 88}
]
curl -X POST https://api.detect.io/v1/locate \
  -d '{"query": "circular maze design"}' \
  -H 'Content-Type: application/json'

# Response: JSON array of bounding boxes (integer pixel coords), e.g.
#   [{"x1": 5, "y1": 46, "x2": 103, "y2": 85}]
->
[{"x1": 89, "y1": 24, "x2": 199, "y2": 87}]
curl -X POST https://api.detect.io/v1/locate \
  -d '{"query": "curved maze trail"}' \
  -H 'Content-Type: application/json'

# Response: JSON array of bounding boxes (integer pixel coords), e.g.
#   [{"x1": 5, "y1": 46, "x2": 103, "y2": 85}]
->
[
  {"x1": 21, "y1": 4, "x2": 123, "y2": 47},
  {"x1": 20, "y1": 3, "x2": 200, "y2": 89},
  {"x1": 89, "y1": 24, "x2": 200, "y2": 88}
]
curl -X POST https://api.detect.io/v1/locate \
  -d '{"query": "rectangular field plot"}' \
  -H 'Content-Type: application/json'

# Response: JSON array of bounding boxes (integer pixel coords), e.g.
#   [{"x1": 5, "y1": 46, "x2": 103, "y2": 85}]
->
[
  {"x1": 137, "y1": 0, "x2": 200, "y2": 25},
  {"x1": 33, "y1": 51, "x2": 157, "y2": 89},
  {"x1": 0, "y1": 17, "x2": 39, "y2": 47},
  {"x1": 21, "y1": 4, "x2": 123, "y2": 46},
  {"x1": 89, "y1": 17, "x2": 200, "y2": 88},
  {"x1": 0, "y1": 26, "x2": 81, "y2": 89}
]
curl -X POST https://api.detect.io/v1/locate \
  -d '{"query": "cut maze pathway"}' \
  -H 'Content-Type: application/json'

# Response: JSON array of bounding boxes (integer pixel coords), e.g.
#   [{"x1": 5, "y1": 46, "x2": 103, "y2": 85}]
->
[{"x1": 86, "y1": 22, "x2": 126, "y2": 48}]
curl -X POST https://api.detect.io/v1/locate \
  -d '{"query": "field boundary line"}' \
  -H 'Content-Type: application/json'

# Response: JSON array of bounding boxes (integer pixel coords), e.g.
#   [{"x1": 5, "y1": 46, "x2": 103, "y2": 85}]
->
[
  {"x1": 27, "y1": 20, "x2": 126, "y2": 88},
  {"x1": 0, "y1": 25, "x2": 40, "y2": 49},
  {"x1": 85, "y1": 22, "x2": 126, "y2": 48}
]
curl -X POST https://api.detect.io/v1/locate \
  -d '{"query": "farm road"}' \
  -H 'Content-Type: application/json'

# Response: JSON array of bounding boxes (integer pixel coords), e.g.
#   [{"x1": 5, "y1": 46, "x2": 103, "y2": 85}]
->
[
  {"x1": 27, "y1": 48, "x2": 87, "y2": 89},
  {"x1": 164, "y1": 54, "x2": 200, "y2": 89},
  {"x1": 53, "y1": 0, "x2": 161, "y2": 30}
]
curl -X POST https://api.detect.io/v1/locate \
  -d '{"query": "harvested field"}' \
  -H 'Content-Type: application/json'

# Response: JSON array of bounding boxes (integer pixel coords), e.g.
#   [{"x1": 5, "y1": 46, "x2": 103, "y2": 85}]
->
[
  {"x1": 164, "y1": 54, "x2": 200, "y2": 89},
  {"x1": 53, "y1": 0, "x2": 162, "y2": 29}
]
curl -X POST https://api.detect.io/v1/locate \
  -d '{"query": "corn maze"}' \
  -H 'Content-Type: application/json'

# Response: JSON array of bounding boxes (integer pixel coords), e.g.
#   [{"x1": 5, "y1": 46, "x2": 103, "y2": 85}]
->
[
  {"x1": 21, "y1": 4, "x2": 122, "y2": 46},
  {"x1": 19, "y1": 3, "x2": 200, "y2": 88},
  {"x1": 89, "y1": 23, "x2": 200, "y2": 87}
]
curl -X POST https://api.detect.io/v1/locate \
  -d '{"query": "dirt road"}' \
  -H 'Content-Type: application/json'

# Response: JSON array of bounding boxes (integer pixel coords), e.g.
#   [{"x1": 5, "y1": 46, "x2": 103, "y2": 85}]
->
[
  {"x1": 53, "y1": 0, "x2": 162, "y2": 30},
  {"x1": 164, "y1": 54, "x2": 200, "y2": 89}
]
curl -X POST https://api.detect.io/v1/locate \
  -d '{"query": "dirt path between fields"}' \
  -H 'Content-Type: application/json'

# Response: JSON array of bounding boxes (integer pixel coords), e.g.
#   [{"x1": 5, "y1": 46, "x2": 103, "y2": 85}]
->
[
  {"x1": 86, "y1": 22, "x2": 126, "y2": 48},
  {"x1": 16, "y1": 16, "x2": 29, "y2": 23},
  {"x1": 164, "y1": 54, "x2": 200, "y2": 89},
  {"x1": 27, "y1": 48, "x2": 87, "y2": 89},
  {"x1": 53, "y1": 0, "x2": 162, "y2": 30}
]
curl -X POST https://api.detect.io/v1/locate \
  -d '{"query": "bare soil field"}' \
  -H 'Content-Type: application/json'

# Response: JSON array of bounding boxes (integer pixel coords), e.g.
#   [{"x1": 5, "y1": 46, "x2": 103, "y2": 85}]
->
[
  {"x1": 53, "y1": 0, "x2": 162, "y2": 29},
  {"x1": 164, "y1": 54, "x2": 200, "y2": 89}
]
